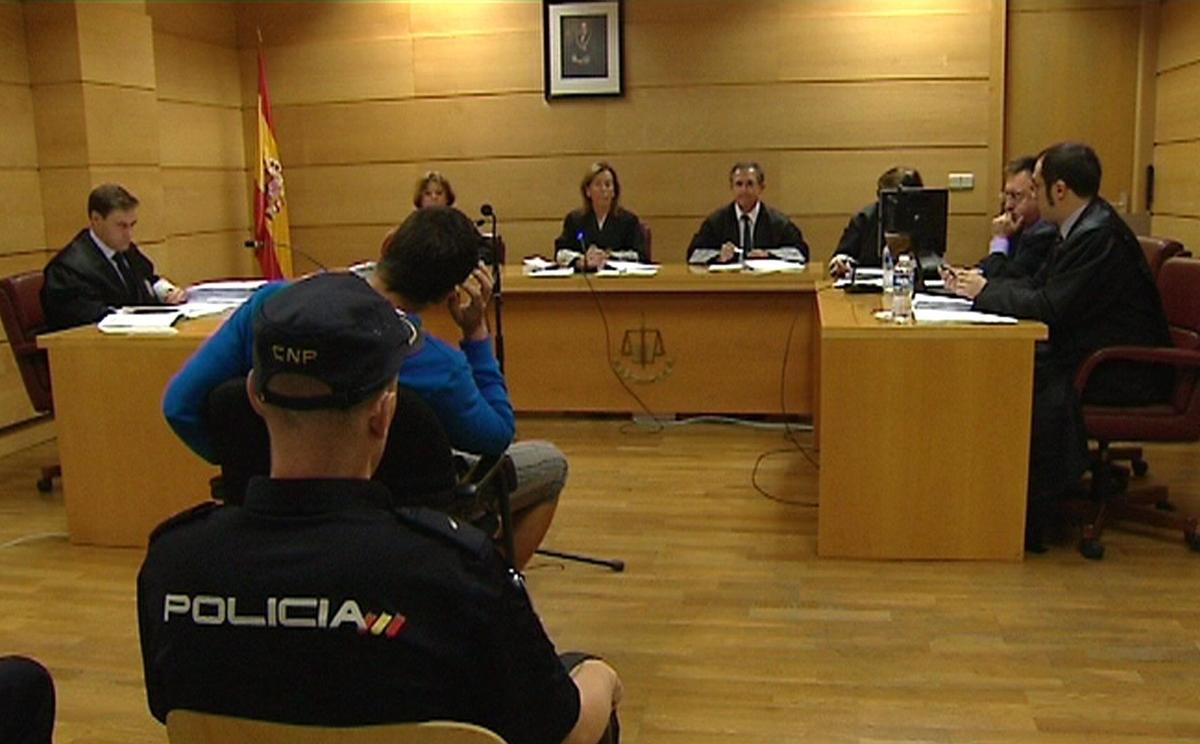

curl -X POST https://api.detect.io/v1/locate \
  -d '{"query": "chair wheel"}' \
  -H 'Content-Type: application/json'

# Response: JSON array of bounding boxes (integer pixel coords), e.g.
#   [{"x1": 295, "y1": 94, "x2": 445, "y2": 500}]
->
[
  {"x1": 1080, "y1": 539, "x2": 1105, "y2": 560},
  {"x1": 36, "y1": 477, "x2": 52, "y2": 493},
  {"x1": 1132, "y1": 459, "x2": 1149, "y2": 477}
]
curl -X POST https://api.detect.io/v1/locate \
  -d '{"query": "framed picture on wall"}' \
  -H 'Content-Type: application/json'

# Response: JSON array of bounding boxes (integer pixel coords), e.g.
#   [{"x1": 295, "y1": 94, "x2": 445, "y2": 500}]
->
[{"x1": 543, "y1": 0, "x2": 623, "y2": 99}]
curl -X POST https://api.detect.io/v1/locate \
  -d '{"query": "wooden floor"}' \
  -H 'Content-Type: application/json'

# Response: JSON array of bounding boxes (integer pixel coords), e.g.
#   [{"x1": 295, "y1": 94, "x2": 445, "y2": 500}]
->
[{"x1": 3, "y1": 417, "x2": 1200, "y2": 743}]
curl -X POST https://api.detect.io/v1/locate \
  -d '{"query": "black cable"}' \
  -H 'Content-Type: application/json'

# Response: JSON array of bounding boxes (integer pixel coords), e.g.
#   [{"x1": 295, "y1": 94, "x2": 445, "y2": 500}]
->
[
  {"x1": 578, "y1": 268, "x2": 666, "y2": 435},
  {"x1": 749, "y1": 292, "x2": 819, "y2": 506}
]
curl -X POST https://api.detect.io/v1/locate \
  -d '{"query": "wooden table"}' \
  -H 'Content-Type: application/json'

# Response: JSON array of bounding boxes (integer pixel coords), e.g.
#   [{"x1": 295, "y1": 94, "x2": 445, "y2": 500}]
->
[
  {"x1": 39, "y1": 318, "x2": 224, "y2": 547},
  {"x1": 815, "y1": 288, "x2": 1047, "y2": 560},
  {"x1": 426, "y1": 263, "x2": 823, "y2": 416}
]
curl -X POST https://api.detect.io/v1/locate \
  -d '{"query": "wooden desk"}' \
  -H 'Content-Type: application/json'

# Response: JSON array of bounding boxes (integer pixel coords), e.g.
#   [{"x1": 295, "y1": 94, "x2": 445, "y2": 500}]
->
[
  {"x1": 39, "y1": 319, "x2": 224, "y2": 547},
  {"x1": 816, "y1": 288, "x2": 1047, "y2": 560},
  {"x1": 425, "y1": 264, "x2": 822, "y2": 415}
]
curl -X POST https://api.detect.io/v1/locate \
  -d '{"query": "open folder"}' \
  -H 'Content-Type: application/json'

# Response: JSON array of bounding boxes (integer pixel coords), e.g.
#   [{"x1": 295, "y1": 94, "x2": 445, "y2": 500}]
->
[{"x1": 98, "y1": 307, "x2": 183, "y2": 334}]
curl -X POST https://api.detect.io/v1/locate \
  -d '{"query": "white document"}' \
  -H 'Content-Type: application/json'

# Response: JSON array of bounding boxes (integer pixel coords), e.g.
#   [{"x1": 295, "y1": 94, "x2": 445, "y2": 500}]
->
[
  {"x1": 597, "y1": 260, "x2": 659, "y2": 277},
  {"x1": 525, "y1": 267, "x2": 575, "y2": 278},
  {"x1": 913, "y1": 293, "x2": 972, "y2": 309},
  {"x1": 523, "y1": 256, "x2": 558, "y2": 272},
  {"x1": 689, "y1": 248, "x2": 720, "y2": 265},
  {"x1": 98, "y1": 308, "x2": 183, "y2": 334},
  {"x1": 767, "y1": 247, "x2": 807, "y2": 263},
  {"x1": 707, "y1": 262, "x2": 744, "y2": 273},
  {"x1": 744, "y1": 258, "x2": 806, "y2": 273},
  {"x1": 186, "y1": 279, "x2": 267, "y2": 305},
  {"x1": 833, "y1": 277, "x2": 883, "y2": 288},
  {"x1": 177, "y1": 301, "x2": 244, "y2": 319},
  {"x1": 913, "y1": 308, "x2": 1018, "y2": 324}
]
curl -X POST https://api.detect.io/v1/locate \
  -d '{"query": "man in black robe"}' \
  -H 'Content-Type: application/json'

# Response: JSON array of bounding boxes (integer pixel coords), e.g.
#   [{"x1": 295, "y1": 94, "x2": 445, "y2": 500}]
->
[
  {"x1": 686, "y1": 162, "x2": 809, "y2": 265},
  {"x1": 41, "y1": 183, "x2": 186, "y2": 331},
  {"x1": 948, "y1": 142, "x2": 1172, "y2": 550}
]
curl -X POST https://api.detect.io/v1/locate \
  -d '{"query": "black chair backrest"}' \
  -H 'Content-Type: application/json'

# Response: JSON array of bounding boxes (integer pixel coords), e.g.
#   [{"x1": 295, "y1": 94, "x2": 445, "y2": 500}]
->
[{"x1": 203, "y1": 377, "x2": 457, "y2": 508}]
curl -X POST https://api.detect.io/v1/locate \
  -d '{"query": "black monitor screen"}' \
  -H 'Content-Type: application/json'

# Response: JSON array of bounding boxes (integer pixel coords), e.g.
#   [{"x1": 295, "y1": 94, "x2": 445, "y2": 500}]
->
[{"x1": 877, "y1": 187, "x2": 949, "y2": 267}]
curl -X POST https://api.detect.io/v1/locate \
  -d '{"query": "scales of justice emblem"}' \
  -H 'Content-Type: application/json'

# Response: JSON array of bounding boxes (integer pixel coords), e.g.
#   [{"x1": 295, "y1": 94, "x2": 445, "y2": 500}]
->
[{"x1": 613, "y1": 313, "x2": 674, "y2": 384}]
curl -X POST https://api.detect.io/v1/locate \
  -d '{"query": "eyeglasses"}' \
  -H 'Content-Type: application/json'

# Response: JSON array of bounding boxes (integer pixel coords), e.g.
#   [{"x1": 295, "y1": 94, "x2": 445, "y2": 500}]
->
[{"x1": 1000, "y1": 189, "x2": 1033, "y2": 203}]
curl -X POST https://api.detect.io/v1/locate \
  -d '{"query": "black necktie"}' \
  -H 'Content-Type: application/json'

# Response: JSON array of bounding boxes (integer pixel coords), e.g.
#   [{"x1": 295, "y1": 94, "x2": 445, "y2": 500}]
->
[
  {"x1": 740, "y1": 214, "x2": 752, "y2": 253},
  {"x1": 114, "y1": 253, "x2": 141, "y2": 303}
]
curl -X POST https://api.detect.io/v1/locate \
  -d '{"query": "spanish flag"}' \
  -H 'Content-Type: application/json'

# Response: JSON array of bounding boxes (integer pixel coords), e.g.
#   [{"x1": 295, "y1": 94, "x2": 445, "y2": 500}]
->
[{"x1": 253, "y1": 46, "x2": 292, "y2": 279}]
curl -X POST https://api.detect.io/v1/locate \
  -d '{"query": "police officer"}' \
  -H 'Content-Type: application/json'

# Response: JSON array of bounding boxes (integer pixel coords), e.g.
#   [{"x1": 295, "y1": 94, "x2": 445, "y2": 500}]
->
[{"x1": 138, "y1": 272, "x2": 622, "y2": 743}]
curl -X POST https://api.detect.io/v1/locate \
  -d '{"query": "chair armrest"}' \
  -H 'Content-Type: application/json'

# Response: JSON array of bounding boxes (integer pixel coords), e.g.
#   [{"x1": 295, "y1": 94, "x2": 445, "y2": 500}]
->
[{"x1": 1074, "y1": 346, "x2": 1200, "y2": 393}]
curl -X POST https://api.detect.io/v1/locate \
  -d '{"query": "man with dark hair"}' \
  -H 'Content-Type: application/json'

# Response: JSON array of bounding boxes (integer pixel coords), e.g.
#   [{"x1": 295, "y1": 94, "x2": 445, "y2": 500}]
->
[
  {"x1": 0, "y1": 656, "x2": 55, "y2": 743},
  {"x1": 41, "y1": 183, "x2": 187, "y2": 331},
  {"x1": 164, "y1": 207, "x2": 565, "y2": 569},
  {"x1": 948, "y1": 142, "x2": 1172, "y2": 550},
  {"x1": 828, "y1": 165, "x2": 924, "y2": 277},
  {"x1": 686, "y1": 161, "x2": 809, "y2": 265},
  {"x1": 140, "y1": 273, "x2": 622, "y2": 742}
]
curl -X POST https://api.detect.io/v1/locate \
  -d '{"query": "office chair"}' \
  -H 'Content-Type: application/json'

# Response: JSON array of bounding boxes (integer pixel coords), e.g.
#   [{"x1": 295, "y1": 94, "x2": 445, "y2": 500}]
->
[
  {"x1": 638, "y1": 220, "x2": 653, "y2": 262},
  {"x1": 166, "y1": 710, "x2": 506, "y2": 743},
  {"x1": 1137, "y1": 235, "x2": 1188, "y2": 281},
  {"x1": 0, "y1": 271, "x2": 60, "y2": 492},
  {"x1": 1066, "y1": 256, "x2": 1200, "y2": 559},
  {"x1": 203, "y1": 377, "x2": 518, "y2": 563}
]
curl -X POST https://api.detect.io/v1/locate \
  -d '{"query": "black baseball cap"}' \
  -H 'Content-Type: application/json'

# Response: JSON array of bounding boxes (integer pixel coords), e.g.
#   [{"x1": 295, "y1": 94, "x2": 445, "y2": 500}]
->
[{"x1": 252, "y1": 272, "x2": 420, "y2": 410}]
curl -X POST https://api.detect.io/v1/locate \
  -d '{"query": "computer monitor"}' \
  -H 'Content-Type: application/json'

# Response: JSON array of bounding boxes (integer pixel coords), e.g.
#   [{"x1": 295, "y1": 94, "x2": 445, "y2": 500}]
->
[{"x1": 877, "y1": 187, "x2": 949, "y2": 275}]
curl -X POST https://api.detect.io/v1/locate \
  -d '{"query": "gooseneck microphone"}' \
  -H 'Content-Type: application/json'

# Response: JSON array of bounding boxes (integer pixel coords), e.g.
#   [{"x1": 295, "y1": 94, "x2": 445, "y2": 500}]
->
[
  {"x1": 478, "y1": 204, "x2": 504, "y2": 372},
  {"x1": 243, "y1": 239, "x2": 328, "y2": 272}
]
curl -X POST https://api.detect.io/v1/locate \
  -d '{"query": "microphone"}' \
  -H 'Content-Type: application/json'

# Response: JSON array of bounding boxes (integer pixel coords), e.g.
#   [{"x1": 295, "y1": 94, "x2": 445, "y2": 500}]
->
[
  {"x1": 244, "y1": 239, "x2": 328, "y2": 272},
  {"x1": 480, "y1": 203, "x2": 494, "y2": 218}
]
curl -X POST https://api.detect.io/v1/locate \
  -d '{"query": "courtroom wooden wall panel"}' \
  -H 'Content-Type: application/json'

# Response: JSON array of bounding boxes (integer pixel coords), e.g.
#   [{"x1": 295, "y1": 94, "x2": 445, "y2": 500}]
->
[
  {"x1": 143, "y1": 230, "x2": 257, "y2": 287},
  {"x1": 0, "y1": 171, "x2": 48, "y2": 254},
  {"x1": 36, "y1": 168, "x2": 91, "y2": 250},
  {"x1": 153, "y1": 32, "x2": 242, "y2": 107},
  {"x1": 29, "y1": 83, "x2": 88, "y2": 168},
  {"x1": 237, "y1": 2, "x2": 413, "y2": 48},
  {"x1": 157, "y1": 100, "x2": 243, "y2": 169},
  {"x1": 1156, "y1": 0, "x2": 1200, "y2": 73},
  {"x1": 0, "y1": 2, "x2": 29, "y2": 85},
  {"x1": 21, "y1": 2, "x2": 81, "y2": 86},
  {"x1": 80, "y1": 84, "x2": 161, "y2": 166},
  {"x1": 1154, "y1": 62, "x2": 1200, "y2": 145},
  {"x1": 146, "y1": 2, "x2": 237, "y2": 48},
  {"x1": 412, "y1": 30, "x2": 542, "y2": 96},
  {"x1": 161, "y1": 168, "x2": 251, "y2": 237},
  {"x1": 0, "y1": 85, "x2": 38, "y2": 167},
  {"x1": 1152, "y1": 142, "x2": 1200, "y2": 219},
  {"x1": 73, "y1": 3, "x2": 157, "y2": 90},
  {"x1": 236, "y1": 37, "x2": 416, "y2": 106},
  {"x1": 1005, "y1": 3, "x2": 1141, "y2": 210},
  {"x1": 1150, "y1": 0, "x2": 1200, "y2": 249}
]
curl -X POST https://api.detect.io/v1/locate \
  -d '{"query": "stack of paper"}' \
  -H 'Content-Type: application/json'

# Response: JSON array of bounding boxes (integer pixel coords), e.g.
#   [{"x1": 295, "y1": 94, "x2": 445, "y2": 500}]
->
[
  {"x1": 597, "y1": 260, "x2": 659, "y2": 277},
  {"x1": 98, "y1": 308, "x2": 183, "y2": 334},
  {"x1": 744, "y1": 258, "x2": 806, "y2": 273},
  {"x1": 186, "y1": 279, "x2": 267, "y2": 305}
]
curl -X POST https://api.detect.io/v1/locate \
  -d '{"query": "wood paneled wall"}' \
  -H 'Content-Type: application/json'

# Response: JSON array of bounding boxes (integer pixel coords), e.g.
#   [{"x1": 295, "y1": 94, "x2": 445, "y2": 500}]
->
[
  {"x1": 0, "y1": 0, "x2": 43, "y2": 428},
  {"x1": 1151, "y1": 0, "x2": 1200, "y2": 251},
  {"x1": 1005, "y1": 0, "x2": 1143, "y2": 216},
  {"x1": 238, "y1": 0, "x2": 1004, "y2": 269},
  {"x1": 147, "y1": 2, "x2": 256, "y2": 284}
]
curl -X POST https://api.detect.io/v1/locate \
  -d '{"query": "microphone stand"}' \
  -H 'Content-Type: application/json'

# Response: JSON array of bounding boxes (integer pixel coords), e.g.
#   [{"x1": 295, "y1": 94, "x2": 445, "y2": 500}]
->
[{"x1": 485, "y1": 209, "x2": 505, "y2": 373}]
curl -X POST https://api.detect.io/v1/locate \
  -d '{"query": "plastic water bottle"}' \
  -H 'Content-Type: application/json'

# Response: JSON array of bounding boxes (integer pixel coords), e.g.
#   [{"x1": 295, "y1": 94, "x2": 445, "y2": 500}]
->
[
  {"x1": 881, "y1": 246, "x2": 894, "y2": 307},
  {"x1": 892, "y1": 253, "x2": 915, "y2": 323}
]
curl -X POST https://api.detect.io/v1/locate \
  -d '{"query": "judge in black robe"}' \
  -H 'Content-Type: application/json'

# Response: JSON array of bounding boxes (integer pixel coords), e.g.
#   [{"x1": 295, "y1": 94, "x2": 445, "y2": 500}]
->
[
  {"x1": 686, "y1": 161, "x2": 808, "y2": 265},
  {"x1": 41, "y1": 228, "x2": 163, "y2": 331},
  {"x1": 953, "y1": 145, "x2": 1171, "y2": 547},
  {"x1": 554, "y1": 162, "x2": 647, "y2": 270}
]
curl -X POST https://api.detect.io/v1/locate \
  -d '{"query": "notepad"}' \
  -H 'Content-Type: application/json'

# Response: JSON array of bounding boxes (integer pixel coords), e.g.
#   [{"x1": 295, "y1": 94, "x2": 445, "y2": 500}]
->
[{"x1": 98, "y1": 309, "x2": 183, "y2": 333}]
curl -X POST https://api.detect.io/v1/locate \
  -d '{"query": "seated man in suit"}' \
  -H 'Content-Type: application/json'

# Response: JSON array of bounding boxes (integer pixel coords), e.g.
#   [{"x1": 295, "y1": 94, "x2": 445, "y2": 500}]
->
[
  {"x1": 828, "y1": 166, "x2": 923, "y2": 278},
  {"x1": 947, "y1": 142, "x2": 1172, "y2": 550},
  {"x1": 139, "y1": 273, "x2": 622, "y2": 742},
  {"x1": 40, "y1": 183, "x2": 186, "y2": 331},
  {"x1": 976, "y1": 156, "x2": 1057, "y2": 280},
  {"x1": 686, "y1": 162, "x2": 809, "y2": 265}
]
